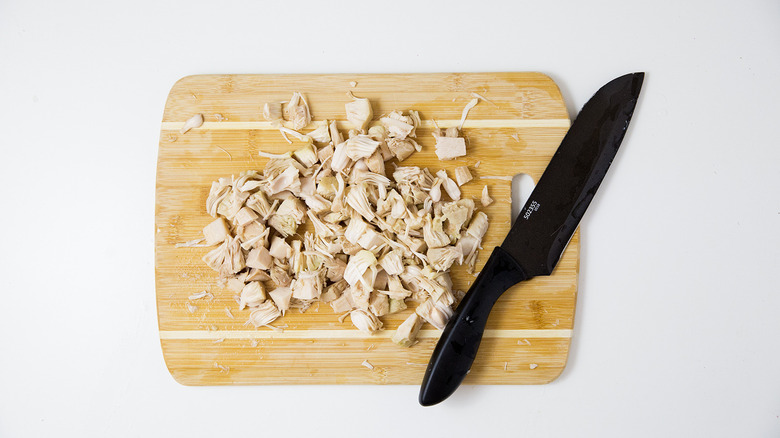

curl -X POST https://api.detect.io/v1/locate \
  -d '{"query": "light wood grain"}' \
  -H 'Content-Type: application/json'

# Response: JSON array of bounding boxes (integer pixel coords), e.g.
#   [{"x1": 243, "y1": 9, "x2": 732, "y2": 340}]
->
[{"x1": 156, "y1": 72, "x2": 576, "y2": 385}]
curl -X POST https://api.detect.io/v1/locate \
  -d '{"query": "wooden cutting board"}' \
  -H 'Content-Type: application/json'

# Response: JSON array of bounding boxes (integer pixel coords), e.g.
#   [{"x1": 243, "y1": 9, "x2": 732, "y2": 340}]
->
[{"x1": 156, "y1": 72, "x2": 577, "y2": 385}]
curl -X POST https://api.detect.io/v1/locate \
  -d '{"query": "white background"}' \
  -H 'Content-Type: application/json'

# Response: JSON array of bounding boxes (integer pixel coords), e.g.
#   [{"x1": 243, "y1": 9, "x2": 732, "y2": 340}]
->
[{"x1": 1, "y1": 0, "x2": 779, "y2": 436}]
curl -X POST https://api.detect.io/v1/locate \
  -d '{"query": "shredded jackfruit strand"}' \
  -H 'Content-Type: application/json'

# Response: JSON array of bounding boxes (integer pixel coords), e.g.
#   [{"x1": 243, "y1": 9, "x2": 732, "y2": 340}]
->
[{"x1": 458, "y1": 98, "x2": 480, "y2": 130}]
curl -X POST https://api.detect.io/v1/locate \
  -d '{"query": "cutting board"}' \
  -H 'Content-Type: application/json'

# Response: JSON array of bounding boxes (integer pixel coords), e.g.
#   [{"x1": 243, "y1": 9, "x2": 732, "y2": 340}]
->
[{"x1": 156, "y1": 72, "x2": 577, "y2": 385}]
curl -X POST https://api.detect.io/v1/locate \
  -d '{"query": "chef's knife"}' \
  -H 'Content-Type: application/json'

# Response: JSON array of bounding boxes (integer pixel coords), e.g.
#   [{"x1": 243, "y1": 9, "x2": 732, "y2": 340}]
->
[{"x1": 419, "y1": 72, "x2": 645, "y2": 406}]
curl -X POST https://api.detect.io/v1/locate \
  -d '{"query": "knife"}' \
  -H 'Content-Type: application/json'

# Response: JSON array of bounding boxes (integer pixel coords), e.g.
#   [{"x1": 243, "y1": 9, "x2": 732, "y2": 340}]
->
[{"x1": 419, "y1": 72, "x2": 645, "y2": 406}]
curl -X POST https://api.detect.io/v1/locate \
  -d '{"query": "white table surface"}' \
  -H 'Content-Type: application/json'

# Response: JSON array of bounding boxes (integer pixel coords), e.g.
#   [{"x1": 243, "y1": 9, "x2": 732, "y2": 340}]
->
[{"x1": 2, "y1": 0, "x2": 779, "y2": 436}]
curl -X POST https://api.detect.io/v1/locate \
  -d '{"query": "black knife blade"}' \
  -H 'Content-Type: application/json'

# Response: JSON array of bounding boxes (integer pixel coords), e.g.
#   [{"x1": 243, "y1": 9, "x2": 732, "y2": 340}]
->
[{"x1": 418, "y1": 72, "x2": 645, "y2": 406}]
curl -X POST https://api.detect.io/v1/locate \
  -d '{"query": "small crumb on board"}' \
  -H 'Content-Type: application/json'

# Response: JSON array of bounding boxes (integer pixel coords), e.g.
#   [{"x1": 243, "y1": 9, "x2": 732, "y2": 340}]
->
[
  {"x1": 175, "y1": 238, "x2": 208, "y2": 248},
  {"x1": 188, "y1": 290, "x2": 214, "y2": 300}
]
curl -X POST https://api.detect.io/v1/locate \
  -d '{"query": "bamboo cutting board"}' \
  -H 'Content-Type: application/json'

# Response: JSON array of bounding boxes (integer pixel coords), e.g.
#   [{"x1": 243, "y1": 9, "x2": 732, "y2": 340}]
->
[{"x1": 156, "y1": 72, "x2": 576, "y2": 385}]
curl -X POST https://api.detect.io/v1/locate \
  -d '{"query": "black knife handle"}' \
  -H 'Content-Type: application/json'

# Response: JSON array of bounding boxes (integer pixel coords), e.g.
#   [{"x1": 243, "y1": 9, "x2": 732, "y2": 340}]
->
[{"x1": 419, "y1": 246, "x2": 528, "y2": 406}]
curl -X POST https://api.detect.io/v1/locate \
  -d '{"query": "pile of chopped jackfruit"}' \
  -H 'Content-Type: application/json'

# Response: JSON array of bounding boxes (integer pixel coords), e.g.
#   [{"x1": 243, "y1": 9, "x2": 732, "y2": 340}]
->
[{"x1": 197, "y1": 93, "x2": 490, "y2": 347}]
